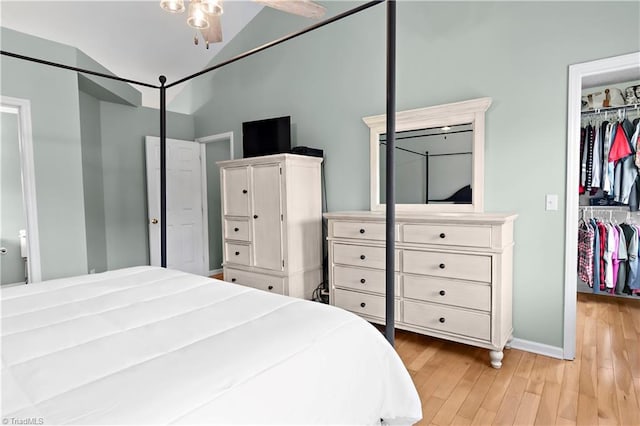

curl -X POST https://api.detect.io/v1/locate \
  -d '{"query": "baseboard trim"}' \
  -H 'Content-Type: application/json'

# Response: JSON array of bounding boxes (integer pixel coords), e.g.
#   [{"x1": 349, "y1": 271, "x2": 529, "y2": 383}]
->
[
  {"x1": 208, "y1": 268, "x2": 222, "y2": 277},
  {"x1": 510, "y1": 338, "x2": 564, "y2": 360}
]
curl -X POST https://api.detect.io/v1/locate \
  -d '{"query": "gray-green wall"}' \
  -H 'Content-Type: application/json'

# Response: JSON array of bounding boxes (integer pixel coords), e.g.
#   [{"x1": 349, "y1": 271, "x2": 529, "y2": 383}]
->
[
  {"x1": 1, "y1": 112, "x2": 26, "y2": 284},
  {"x1": 182, "y1": 1, "x2": 640, "y2": 348}
]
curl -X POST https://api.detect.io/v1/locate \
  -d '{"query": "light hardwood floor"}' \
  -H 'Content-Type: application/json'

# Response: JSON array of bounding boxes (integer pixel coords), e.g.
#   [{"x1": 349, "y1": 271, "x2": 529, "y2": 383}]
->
[{"x1": 394, "y1": 293, "x2": 640, "y2": 425}]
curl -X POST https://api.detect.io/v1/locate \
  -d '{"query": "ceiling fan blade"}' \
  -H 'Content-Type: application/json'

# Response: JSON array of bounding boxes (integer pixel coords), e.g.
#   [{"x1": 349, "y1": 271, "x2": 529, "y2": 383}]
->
[
  {"x1": 200, "y1": 14, "x2": 223, "y2": 48},
  {"x1": 254, "y1": 0, "x2": 326, "y2": 19}
]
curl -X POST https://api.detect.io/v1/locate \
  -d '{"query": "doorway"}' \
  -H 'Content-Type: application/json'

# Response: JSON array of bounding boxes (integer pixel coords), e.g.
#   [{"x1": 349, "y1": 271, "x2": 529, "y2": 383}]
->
[
  {"x1": 563, "y1": 52, "x2": 640, "y2": 359},
  {"x1": 0, "y1": 96, "x2": 41, "y2": 285},
  {"x1": 197, "y1": 132, "x2": 234, "y2": 276}
]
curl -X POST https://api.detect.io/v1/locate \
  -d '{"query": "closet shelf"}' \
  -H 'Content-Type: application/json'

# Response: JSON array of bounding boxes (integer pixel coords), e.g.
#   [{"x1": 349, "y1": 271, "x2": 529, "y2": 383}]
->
[{"x1": 581, "y1": 102, "x2": 640, "y2": 115}]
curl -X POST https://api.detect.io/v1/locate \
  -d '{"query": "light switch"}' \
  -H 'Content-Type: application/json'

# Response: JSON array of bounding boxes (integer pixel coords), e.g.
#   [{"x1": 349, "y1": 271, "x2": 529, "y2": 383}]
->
[{"x1": 545, "y1": 194, "x2": 558, "y2": 211}]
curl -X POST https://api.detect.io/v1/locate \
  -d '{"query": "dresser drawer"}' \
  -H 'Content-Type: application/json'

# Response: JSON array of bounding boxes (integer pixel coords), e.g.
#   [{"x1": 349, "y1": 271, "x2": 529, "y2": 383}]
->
[
  {"x1": 333, "y1": 244, "x2": 399, "y2": 271},
  {"x1": 403, "y1": 224, "x2": 491, "y2": 248},
  {"x1": 333, "y1": 221, "x2": 387, "y2": 241},
  {"x1": 403, "y1": 250, "x2": 491, "y2": 283},
  {"x1": 334, "y1": 289, "x2": 400, "y2": 321},
  {"x1": 404, "y1": 275, "x2": 491, "y2": 311},
  {"x1": 224, "y1": 219, "x2": 250, "y2": 241},
  {"x1": 224, "y1": 268, "x2": 284, "y2": 294},
  {"x1": 403, "y1": 300, "x2": 490, "y2": 341},
  {"x1": 333, "y1": 266, "x2": 399, "y2": 295},
  {"x1": 225, "y1": 242, "x2": 251, "y2": 266}
]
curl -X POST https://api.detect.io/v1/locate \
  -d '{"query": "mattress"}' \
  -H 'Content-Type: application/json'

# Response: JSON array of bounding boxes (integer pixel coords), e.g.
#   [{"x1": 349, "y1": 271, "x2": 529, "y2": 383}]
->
[{"x1": 1, "y1": 266, "x2": 421, "y2": 425}]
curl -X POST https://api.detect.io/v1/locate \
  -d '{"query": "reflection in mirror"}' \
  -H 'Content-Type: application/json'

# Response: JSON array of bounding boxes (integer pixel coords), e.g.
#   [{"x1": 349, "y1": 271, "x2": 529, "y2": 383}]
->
[{"x1": 379, "y1": 123, "x2": 473, "y2": 204}]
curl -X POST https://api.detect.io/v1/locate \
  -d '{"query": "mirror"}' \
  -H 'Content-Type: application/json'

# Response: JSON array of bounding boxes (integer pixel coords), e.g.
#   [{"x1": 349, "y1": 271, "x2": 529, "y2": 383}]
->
[{"x1": 364, "y1": 97, "x2": 491, "y2": 212}]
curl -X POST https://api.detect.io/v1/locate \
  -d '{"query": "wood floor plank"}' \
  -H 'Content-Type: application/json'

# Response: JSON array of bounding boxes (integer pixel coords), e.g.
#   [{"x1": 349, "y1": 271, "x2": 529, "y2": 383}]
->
[
  {"x1": 409, "y1": 340, "x2": 444, "y2": 372},
  {"x1": 457, "y1": 367, "x2": 498, "y2": 420},
  {"x1": 596, "y1": 367, "x2": 620, "y2": 426},
  {"x1": 478, "y1": 350, "x2": 523, "y2": 413},
  {"x1": 555, "y1": 416, "x2": 577, "y2": 426},
  {"x1": 534, "y1": 382, "x2": 561, "y2": 426},
  {"x1": 576, "y1": 394, "x2": 599, "y2": 426},
  {"x1": 492, "y1": 375, "x2": 527, "y2": 425},
  {"x1": 431, "y1": 376, "x2": 476, "y2": 426},
  {"x1": 526, "y1": 355, "x2": 549, "y2": 395},
  {"x1": 514, "y1": 351, "x2": 536, "y2": 379},
  {"x1": 418, "y1": 396, "x2": 446, "y2": 425},
  {"x1": 579, "y1": 345, "x2": 597, "y2": 398},
  {"x1": 545, "y1": 357, "x2": 565, "y2": 385},
  {"x1": 470, "y1": 407, "x2": 496, "y2": 426},
  {"x1": 513, "y1": 391, "x2": 541, "y2": 426}
]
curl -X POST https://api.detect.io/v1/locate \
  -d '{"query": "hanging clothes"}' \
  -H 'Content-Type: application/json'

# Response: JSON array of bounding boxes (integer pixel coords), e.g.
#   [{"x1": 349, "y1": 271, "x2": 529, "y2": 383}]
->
[{"x1": 578, "y1": 221, "x2": 594, "y2": 287}]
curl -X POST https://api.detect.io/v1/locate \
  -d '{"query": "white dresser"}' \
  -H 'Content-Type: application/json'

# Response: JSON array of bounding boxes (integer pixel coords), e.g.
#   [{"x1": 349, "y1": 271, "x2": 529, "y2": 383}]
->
[
  {"x1": 325, "y1": 211, "x2": 517, "y2": 368},
  {"x1": 218, "y1": 154, "x2": 323, "y2": 299}
]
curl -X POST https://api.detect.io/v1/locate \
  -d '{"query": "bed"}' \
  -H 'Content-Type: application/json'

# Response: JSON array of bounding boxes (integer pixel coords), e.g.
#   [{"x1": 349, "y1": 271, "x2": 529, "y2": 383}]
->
[{"x1": 1, "y1": 266, "x2": 421, "y2": 425}]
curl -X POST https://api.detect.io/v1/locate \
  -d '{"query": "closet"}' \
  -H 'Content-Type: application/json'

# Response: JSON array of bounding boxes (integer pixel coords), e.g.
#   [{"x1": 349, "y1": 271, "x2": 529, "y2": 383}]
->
[{"x1": 577, "y1": 79, "x2": 640, "y2": 300}]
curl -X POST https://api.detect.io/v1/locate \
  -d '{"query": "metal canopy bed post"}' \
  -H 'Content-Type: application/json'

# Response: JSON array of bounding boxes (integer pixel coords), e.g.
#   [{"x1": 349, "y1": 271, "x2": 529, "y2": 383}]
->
[{"x1": 0, "y1": 0, "x2": 398, "y2": 345}]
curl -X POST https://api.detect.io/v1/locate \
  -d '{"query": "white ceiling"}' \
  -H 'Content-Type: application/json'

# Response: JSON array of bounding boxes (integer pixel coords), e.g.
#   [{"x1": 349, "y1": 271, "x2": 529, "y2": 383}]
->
[{"x1": 0, "y1": 1, "x2": 265, "y2": 108}]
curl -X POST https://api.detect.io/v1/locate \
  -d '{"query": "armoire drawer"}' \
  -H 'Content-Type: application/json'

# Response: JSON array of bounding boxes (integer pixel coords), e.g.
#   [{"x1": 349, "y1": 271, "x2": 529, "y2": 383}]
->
[
  {"x1": 224, "y1": 219, "x2": 250, "y2": 241},
  {"x1": 332, "y1": 221, "x2": 387, "y2": 241},
  {"x1": 403, "y1": 275, "x2": 491, "y2": 311},
  {"x1": 333, "y1": 266, "x2": 399, "y2": 295},
  {"x1": 225, "y1": 242, "x2": 251, "y2": 266},
  {"x1": 333, "y1": 244, "x2": 399, "y2": 271},
  {"x1": 403, "y1": 250, "x2": 491, "y2": 283},
  {"x1": 402, "y1": 224, "x2": 491, "y2": 248},
  {"x1": 334, "y1": 289, "x2": 400, "y2": 321},
  {"x1": 403, "y1": 300, "x2": 490, "y2": 341},
  {"x1": 224, "y1": 268, "x2": 284, "y2": 294}
]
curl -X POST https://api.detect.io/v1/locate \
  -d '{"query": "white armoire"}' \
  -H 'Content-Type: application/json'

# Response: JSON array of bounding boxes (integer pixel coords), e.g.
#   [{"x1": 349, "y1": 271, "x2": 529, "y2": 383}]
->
[{"x1": 217, "y1": 154, "x2": 323, "y2": 299}]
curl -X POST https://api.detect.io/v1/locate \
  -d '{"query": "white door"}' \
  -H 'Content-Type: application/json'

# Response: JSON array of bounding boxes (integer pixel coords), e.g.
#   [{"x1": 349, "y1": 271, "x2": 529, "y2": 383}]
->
[
  {"x1": 146, "y1": 136, "x2": 206, "y2": 275},
  {"x1": 251, "y1": 163, "x2": 283, "y2": 271}
]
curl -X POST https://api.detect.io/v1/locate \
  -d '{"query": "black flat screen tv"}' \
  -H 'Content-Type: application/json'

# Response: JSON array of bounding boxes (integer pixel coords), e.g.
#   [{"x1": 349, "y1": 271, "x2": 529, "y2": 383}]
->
[{"x1": 242, "y1": 116, "x2": 291, "y2": 158}]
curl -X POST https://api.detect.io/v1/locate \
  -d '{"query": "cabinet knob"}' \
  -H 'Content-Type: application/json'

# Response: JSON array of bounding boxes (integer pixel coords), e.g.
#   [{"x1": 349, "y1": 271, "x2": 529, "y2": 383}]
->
[
  {"x1": 268, "y1": 285, "x2": 274, "y2": 290},
  {"x1": 235, "y1": 251, "x2": 240, "y2": 256},
  {"x1": 439, "y1": 317, "x2": 446, "y2": 323},
  {"x1": 439, "y1": 233, "x2": 446, "y2": 239},
  {"x1": 360, "y1": 302, "x2": 366, "y2": 308},
  {"x1": 253, "y1": 215, "x2": 258, "y2": 219},
  {"x1": 234, "y1": 227, "x2": 239, "y2": 232},
  {"x1": 439, "y1": 263, "x2": 446, "y2": 269},
  {"x1": 360, "y1": 255, "x2": 366, "y2": 260},
  {"x1": 150, "y1": 218, "x2": 159, "y2": 224},
  {"x1": 439, "y1": 290, "x2": 446, "y2": 296},
  {"x1": 360, "y1": 278, "x2": 366, "y2": 284},
  {"x1": 360, "y1": 228, "x2": 365, "y2": 234},
  {"x1": 242, "y1": 189, "x2": 247, "y2": 194},
  {"x1": 231, "y1": 278, "x2": 236, "y2": 282}
]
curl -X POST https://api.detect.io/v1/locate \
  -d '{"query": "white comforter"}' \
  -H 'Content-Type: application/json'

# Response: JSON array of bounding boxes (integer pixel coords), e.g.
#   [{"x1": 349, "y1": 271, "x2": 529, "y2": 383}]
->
[{"x1": 1, "y1": 266, "x2": 421, "y2": 425}]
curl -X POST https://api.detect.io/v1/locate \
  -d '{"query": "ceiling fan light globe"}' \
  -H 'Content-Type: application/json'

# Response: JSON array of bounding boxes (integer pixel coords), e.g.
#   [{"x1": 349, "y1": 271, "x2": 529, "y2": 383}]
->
[
  {"x1": 160, "y1": 0, "x2": 185, "y2": 13},
  {"x1": 187, "y1": 1, "x2": 210, "y2": 29},
  {"x1": 201, "y1": 0, "x2": 223, "y2": 16}
]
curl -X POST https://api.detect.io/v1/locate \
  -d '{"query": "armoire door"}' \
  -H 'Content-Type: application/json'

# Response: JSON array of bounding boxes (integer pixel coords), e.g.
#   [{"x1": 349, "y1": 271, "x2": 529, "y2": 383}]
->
[
  {"x1": 251, "y1": 164, "x2": 283, "y2": 271},
  {"x1": 222, "y1": 166, "x2": 250, "y2": 217}
]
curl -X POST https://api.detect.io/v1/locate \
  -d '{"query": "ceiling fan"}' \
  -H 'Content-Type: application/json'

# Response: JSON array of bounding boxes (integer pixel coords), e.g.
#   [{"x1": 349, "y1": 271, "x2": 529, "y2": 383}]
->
[{"x1": 160, "y1": 0, "x2": 326, "y2": 49}]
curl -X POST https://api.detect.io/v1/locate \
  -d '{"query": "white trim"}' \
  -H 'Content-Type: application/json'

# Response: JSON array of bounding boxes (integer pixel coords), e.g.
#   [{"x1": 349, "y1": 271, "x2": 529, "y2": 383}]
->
[
  {"x1": 208, "y1": 268, "x2": 223, "y2": 277},
  {"x1": 364, "y1": 97, "x2": 491, "y2": 213},
  {"x1": 196, "y1": 132, "x2": 234, "y2": 275},
  {"x1": 510, "y1": 338, "x2": 564, "y2": 360},
  {"x1": 563, "y1": 52, "x2": 640, "y2": 361},
  {"x1": 1, "y1": 96, "x2": 41, "y2": 283}
]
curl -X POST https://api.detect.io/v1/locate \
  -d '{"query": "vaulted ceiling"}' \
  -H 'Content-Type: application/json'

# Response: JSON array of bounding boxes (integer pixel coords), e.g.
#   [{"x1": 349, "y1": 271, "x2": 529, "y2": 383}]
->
[{"x1": 0, "y1": 1, "x2": 266, "y2": 108}]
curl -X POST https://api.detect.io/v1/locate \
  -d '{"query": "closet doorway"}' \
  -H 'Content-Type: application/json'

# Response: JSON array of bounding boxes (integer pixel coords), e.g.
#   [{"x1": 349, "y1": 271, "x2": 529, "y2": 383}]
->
[
  {"x1": 0, "y1": 96, "x2": 41, "y2": 285},
  {"x1": 564, "y1": 52, "x2": 640, "y2": 359}
]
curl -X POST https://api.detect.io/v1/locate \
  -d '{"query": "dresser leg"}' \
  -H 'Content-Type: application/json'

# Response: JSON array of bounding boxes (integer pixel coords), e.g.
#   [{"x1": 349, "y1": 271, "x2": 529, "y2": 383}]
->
[
  {"x1": 489, "y1": 350, "x2": 503, "y2": 369},
  {"x1": 505, "y1": 335, "x2": 513, "y2": 350}
]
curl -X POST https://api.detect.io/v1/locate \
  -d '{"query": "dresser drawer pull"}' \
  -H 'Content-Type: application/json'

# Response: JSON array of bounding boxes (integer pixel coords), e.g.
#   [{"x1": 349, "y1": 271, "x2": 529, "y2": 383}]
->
[
  {"x1": 360, "y1": 228, "x2": 365, "y2": 234},
  {"x1": 231, "y1": 278, "x2": 236, "y2": 282},
  {"x1": 268, "y1": 285, "x2": 274, "y2": 291},
  {"x1": 360, "y1": 302, "x2": 366, "y2": 308},
  {"x1": 234, "y1": 227, "x2": 239, "y2": 232},
  {"x1": 439, "y1": 263, "x2": 446, "y2": 269},
  {"x1": 439, "y1": 233, "x2": 446, "y2": 239},
  {"x1": 242, "y1": 189, "x2": 247, "y2": 194},
  {"x1": 360, "y1": 278, "x2": 366, "y2": 284},
  {"x1": 235, "y1": 251, "x2": 240, "y2": 256},
  {"x1": 253, "y1": 215, "x2": 259, "y2": 219},
  {"x1": 439, "y1": 317, "x2": 446, "y2": 323},
  {"x1": 360, "y1": 255, "x2": 366, "y2": 260},
  {"x1": 439, "y1": 290, "x2": 446, "y2": 296}
]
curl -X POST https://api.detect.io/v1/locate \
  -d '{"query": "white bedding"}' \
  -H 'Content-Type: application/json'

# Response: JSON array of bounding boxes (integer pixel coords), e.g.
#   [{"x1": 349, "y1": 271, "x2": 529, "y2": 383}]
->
[{"x1": 1, "y1": 266, "x2": 421, "y2": 425}]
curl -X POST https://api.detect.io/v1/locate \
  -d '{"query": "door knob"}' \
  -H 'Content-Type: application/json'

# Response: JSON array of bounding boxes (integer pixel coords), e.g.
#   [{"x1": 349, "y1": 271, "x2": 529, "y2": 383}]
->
[
  {"x1": 0, "y1": 247, "x2": 7, "y2": 255},
  {"x1": 151, "y1": 218, "x2": 158, "y2": 224}
]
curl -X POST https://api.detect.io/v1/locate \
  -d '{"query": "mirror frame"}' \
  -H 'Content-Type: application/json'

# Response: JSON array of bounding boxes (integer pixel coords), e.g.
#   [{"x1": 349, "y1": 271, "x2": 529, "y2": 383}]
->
[{"x1": 364, "y1": 97, "x2": 491, "y2": 213}]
